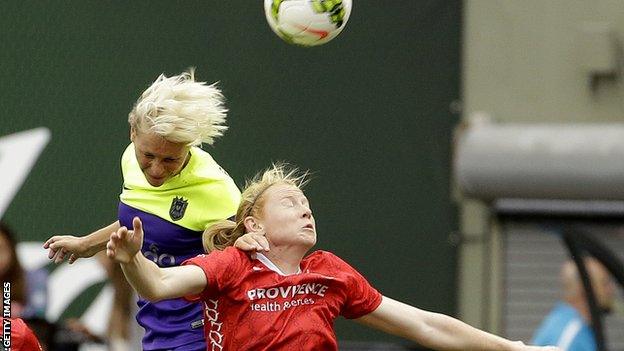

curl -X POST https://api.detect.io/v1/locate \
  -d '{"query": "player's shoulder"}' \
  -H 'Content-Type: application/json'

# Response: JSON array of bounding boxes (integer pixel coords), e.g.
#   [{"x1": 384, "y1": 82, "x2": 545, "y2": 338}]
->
[
  {"x1": 190, "y1": 145, "x2": 213, "y2": 160},
  {"x1": 195, "y1": 246, "x2": 251, "y2": 264},
  {"x1": 188, "y1": 147, "x2": 235, "y2": 181},
  {"x1": 121, "y1": 143, "x2": 134, "y2": 158},
  {"x1": 189, "y1": 147, "x2": 219, "y2": 172},
  {"x1": 305, "y1": 250, "x2": 351, "y2": 268},
  {"x1": 307, "y1": 250, "x2": 338, "y2": 259},
  {"x1": 303, "y1": 251, "x2": 370, "y2": 288},
  {"x1": 220, "y1": 246, "x2": 251, "y2": 259},
  {"x1": 120, "y1": 143, "x2": 134, "y2": 164},
  {"x1": 120, "y1": 143, "x2": 138, "y2": 175}
]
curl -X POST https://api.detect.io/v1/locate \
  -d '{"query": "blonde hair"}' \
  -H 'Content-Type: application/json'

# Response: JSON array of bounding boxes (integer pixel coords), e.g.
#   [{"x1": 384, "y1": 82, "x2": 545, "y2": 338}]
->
[
  {"x1": 203, "y1": 163, "x2": 309, "y2": 252},
  {"x1": 128, "y1": 68, "x2": 228, "y2": 146}
]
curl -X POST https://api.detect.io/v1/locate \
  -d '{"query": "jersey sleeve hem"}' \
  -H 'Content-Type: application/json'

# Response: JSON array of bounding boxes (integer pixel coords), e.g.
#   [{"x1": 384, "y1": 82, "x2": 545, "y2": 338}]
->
[{"x1": 343, "y1": 291, "x2": 383, "y2": 320}]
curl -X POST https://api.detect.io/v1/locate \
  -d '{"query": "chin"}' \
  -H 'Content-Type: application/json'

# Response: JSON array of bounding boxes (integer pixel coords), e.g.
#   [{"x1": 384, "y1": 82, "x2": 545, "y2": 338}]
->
[
  {"x1": 296, "y1": 233, "x2": 316, "y2": 247},
  {"x1": 304, "y1": 236, "x2": 317, "y2": 247},
  {"x1": 148, "y1": 178, "x2": 166, "y2": 187}
]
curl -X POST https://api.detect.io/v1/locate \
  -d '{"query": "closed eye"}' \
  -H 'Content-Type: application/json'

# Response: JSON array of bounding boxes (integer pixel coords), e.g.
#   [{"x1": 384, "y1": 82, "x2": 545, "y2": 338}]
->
[{"x1": 281, "y1": 199, "x2": 294, "y2": 207}]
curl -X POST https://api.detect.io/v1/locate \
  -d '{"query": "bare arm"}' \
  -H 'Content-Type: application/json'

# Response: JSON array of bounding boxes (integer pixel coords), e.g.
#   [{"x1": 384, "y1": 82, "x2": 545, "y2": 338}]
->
[
  {"x1": 44, "y1": 221, "x2": 121, "y2": 264},
  {"x1": 106, "y1": 217, "x2": 207, "y2": 301},
  {"x1": 356, "y1": 296, "x2": 560, "y2": 351}
]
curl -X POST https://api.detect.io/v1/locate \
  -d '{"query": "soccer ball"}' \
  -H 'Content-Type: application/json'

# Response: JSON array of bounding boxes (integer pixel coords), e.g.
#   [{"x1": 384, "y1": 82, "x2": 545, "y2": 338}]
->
[{"x1": 264, "y1": 0, "x2": 352, "y2": 46}]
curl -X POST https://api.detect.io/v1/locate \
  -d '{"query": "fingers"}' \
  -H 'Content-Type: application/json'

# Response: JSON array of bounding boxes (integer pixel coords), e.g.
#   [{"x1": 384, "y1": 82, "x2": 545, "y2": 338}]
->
[
  {"x1": 45, "y1": 236, "x2": 78, "y2": 263},
  {"x1": 110, "y1": 227, "x2": 126, "y2": 244},
  {"x1": 47, "y1": 246, "x2": 57, "y2": 259},
  {"x1": 45, "y1": 237, "x2": 73, "y2": 264},
  {"x1": 54, "y1": 248, "x2": 67, "y2": 264},
  {"x1": 43, "y1": 237, "x2": 56, "y2": 249},
  {"x1": 106, "y1": 231, "x2": 118, "y2": 259},
  {"x1": 132, "y1": 217, "x2": 142, "y2": 234},
  {"x1": 107, "y1": 227, "x2": 130, "y2": 260},
  {"x1": 106, "y1": 241, "x2": 115, "y2": 259},
  {"x1": 235, "y1": 240, "x2": 256, "y2": 252},
  {"x1": 45, "y1": 236, "x2": 60, "y2": 258},
  {"x1": 48, "y1": 249, "x2": 58, "y2": 261},
  {"x1": 253, "y1": 234, "x2": 270, "y2": 252},
  {"x1": 235, "y1": 232, "x2": 270, "y2": 252}
]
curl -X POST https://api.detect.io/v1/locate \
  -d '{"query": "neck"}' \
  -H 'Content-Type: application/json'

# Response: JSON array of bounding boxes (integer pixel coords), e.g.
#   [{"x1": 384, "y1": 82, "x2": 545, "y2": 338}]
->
[
  {"x1": 263, "y1": 246, "x2": 308, "y2": 275},
  {"x1": 567, "y1": 297, "x2": 592, "y2": 322}
]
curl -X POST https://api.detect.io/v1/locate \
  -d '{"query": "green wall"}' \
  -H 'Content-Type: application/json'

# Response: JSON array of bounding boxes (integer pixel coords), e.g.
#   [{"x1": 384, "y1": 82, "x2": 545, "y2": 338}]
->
[{"x1": 0, "y1": 1, "x2": 460, "y2": 344}]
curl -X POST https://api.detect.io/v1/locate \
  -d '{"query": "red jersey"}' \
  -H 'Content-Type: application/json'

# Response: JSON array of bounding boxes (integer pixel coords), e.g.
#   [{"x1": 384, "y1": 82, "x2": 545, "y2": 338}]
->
[
  {"x1": 183, "y1": 247, "x2": 382, "y2": 351},
  {"x1": 1, "y1": 318, "x2": 43, "y2": 351}
]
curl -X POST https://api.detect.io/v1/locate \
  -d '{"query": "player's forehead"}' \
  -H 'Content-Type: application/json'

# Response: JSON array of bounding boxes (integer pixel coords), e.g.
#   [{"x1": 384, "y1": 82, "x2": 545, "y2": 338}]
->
[
  {"x1": 134, "y1": 131, "x2": 188, "y2": 157},
  {"x1": 264, "y1": 183, "x2": 306, "y2": 201}
]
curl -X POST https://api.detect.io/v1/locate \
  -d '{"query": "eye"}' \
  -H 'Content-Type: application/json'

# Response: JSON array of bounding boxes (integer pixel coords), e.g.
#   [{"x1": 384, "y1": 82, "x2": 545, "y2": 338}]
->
[
  {"x1": 144, "y1": 153, "x2": 155, "y2": 159},
  {"x1": 163, "y1": 158, "x2": 177, "y2": 163},
  {"x1": 281, "y1": 198, "x2": 294, "y2": 207}
]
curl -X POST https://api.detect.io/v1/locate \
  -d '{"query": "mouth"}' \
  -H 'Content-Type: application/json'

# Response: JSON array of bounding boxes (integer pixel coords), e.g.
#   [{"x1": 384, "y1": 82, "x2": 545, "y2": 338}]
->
[
  {"x1": 303, "y1": 224, "x2": 315, "y2": 230},
  {"x1": 147, "y1": 176, "x2": 166, "y2": 186}
]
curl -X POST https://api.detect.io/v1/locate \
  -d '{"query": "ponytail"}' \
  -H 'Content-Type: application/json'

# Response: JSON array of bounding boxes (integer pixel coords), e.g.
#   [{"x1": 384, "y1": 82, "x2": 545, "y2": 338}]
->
[{"x1": 203, "y1": 219, "x2": 245, "y2": 252}]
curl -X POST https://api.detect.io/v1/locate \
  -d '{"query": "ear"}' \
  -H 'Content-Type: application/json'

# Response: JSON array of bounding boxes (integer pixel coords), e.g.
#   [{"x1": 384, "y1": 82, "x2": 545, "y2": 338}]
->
[
  {"x1": 130, "y1": 126, "x2": 137, "y2": 142},
  {"x1": 243, "y1": 216, "x2": 263, "y2": 233}
]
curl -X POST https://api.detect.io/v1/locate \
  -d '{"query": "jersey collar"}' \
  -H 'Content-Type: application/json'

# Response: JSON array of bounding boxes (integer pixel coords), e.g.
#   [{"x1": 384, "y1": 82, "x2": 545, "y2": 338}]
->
[{"x1": 254, "y1": 253, "x2": 302, "y2": 276}]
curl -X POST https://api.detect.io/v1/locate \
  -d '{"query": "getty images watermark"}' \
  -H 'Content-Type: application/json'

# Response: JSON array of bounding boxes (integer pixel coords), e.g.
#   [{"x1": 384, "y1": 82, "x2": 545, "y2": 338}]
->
[{"x1": 2, "y1": 282, "x2": 10, "y2": 350}]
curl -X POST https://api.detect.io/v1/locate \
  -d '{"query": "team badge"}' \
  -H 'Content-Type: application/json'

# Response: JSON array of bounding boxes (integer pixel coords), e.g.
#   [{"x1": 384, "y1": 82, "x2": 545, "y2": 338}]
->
[{"x1": 169, "y1": 196, "x2": 188, "y2": 221}]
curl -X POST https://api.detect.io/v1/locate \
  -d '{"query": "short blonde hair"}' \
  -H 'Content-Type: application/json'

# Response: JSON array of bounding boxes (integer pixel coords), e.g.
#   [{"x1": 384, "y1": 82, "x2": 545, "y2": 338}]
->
[
  {"x1": 203, "y1": 163, "x2": 309, "y2": 252},
  {"x1": 128, "y1": 68, "x2": 227, "y2": 146}
]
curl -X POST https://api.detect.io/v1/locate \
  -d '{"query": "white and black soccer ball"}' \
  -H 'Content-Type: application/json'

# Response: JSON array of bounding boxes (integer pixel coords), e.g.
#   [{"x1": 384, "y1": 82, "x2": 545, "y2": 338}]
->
[{"x1": 264, "y1": 0, "x2": 352, "y2": 46}]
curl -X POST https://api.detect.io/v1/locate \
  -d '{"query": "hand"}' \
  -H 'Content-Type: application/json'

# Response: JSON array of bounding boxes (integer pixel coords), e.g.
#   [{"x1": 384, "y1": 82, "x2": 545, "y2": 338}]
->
[
  {"x1": 234, "y1": 231, "x2": 270, "y2": 252},
  {"x1": 64, "y1": 318, "x2": 104, "y2": 343},
  {"x1": 106, "y1": 217, "x2": 144, "y2": 264},
  {"x1": 43, "y1": 235, "x2": 96, "y2": 264},
  {"x1": 512, "y1": 341, "x2": 561, "y2": 351}
]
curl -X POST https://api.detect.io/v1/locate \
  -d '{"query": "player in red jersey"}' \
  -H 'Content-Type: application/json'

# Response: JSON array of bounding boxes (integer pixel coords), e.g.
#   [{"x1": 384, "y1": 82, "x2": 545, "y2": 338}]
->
[
  {"x1": 106, "y1": 164, "x2": 561, "y2": 351},
  {"x1": 0, "y1": 317, "x2": 43, "y2": 351}
]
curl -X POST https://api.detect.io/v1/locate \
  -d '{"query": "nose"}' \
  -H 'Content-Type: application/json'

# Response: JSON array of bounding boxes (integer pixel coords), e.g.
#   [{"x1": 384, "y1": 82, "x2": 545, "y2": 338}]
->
[
  {"x1": 148, "y1": 161, "x2": 166, "y2": 177},
  {"x1": 302, "y1": 206, "x2": 312, "y2": 218}
]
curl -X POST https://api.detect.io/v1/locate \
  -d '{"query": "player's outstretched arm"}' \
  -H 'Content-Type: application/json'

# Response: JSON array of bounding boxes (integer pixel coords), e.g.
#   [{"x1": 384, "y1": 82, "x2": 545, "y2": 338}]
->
[
  {"x1": 106, "y1": 217, "x2": 207, "y2": 301},
  {"x1": 356, "y1": 296, "x2": 561, "y2": 351},
  {"x1": 44, "y1": 221, "x2": 121, "y2": 264}
]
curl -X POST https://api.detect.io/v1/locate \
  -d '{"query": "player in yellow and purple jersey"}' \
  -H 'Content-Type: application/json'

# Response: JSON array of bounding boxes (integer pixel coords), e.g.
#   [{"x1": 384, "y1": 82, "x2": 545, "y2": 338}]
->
[{"x1": 44, "y1": 69, "x2": 266, "y2": 351}]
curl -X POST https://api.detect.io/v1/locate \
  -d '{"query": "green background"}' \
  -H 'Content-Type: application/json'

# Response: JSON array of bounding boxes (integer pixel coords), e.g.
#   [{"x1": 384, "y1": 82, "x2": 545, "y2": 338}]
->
[{"x1": 0, "y1": 0, "x2": 460, "y2": 344}]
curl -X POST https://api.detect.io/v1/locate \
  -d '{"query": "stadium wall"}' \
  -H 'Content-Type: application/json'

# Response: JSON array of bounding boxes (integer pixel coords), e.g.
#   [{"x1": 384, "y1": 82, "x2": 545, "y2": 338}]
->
[{"x1": 0, "y1": 1, "x2": 461, "y2": 344}]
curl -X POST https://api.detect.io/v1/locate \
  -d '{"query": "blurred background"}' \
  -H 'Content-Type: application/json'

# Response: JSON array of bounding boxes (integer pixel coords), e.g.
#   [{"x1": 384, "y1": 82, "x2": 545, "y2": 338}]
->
[{"x1": 1, "y1": 0, "x2": 624, "y2": 350}]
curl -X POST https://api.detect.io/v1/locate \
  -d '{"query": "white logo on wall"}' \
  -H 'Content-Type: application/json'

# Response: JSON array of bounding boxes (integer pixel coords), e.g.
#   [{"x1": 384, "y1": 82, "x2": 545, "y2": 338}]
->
[{"x1": 0, "y1": 127, "x2": 51, "y2": 218}]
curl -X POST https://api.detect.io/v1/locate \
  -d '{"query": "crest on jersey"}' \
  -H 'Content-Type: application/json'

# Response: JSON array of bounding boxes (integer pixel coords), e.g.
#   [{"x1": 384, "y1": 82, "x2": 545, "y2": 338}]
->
[{"x1": 169, "y1": 196, "x2": 188, "y2": 221}]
